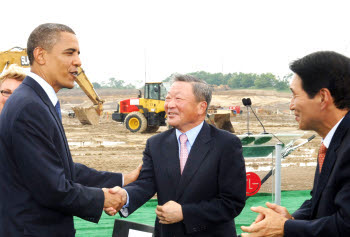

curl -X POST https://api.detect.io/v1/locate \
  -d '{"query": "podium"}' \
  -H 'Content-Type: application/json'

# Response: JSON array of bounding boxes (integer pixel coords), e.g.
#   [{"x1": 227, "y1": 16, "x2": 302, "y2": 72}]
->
[{"x1": 112, "y1": 219, "x2": 154, "y2": 237}]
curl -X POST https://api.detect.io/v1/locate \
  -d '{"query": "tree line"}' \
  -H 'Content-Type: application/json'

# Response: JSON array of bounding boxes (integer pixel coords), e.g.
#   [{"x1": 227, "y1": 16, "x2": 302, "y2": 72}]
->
[
  {"x1": 91, "y1": 77, "x2": 136, "y2": 89},
  {"x1": 87, "y1": 71, "x2": 292, "y2": 91},
  {"x1": 164, "y1": 71, "x2": 293, "y2": 91}
]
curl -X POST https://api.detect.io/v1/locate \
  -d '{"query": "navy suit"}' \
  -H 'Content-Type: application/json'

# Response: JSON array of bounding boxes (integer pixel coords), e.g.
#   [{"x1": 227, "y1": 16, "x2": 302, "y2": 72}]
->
[
  {"x1": 284, "y1": 111, "x2": 350, "y2": 236},
  {"x1": 0, "y1": 76, "x2": 123, "y2": 236},
  {"x1": 123, "y1": 122, "x2": 246, "y2": 237}
]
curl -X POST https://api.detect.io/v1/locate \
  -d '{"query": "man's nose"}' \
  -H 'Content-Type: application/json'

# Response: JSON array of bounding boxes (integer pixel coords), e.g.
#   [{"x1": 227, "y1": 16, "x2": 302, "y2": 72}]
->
[
  {"x1": 166, "y1": 99, "x2": 175, "y2": 108},
  {"x1": 73, "y1": 55, "x2": 82, "y2": 67},
  {"x1": 289, "y1": 99, "x2": 295, "y2": 111}
]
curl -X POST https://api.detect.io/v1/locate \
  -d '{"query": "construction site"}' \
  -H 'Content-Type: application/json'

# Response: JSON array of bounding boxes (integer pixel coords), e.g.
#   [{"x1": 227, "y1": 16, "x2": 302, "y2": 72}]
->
[
  {"x1": 1, "y1": 47, "x2": 320, "y2": 236},
  {"x1": 57, "y1": 87, "x2": 319, "y2": 236},
  {"x1": 57, "y1": 87, "x2": 319, "y2": 192}
]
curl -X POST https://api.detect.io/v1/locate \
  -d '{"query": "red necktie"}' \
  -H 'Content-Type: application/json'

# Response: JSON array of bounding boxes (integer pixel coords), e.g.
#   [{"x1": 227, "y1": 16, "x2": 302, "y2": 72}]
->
[
  {"x1": 179, "y1": 134, "x2": 188, "y2": 174},
  {"x1": 318, "y1": 143, "x2": 327, "y2": 173}
]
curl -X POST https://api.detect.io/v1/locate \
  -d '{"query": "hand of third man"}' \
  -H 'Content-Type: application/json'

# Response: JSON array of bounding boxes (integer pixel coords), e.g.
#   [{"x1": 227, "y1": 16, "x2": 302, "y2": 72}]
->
[{"x1": 254, "y1": 202, "x2": 293, "y2": 224}]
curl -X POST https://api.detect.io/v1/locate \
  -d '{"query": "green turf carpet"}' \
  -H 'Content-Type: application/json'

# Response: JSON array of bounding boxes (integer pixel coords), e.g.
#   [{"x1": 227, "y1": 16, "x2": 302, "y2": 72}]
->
[{"x1": 74, "y1": 190, "x2": 311, "y2": 236}]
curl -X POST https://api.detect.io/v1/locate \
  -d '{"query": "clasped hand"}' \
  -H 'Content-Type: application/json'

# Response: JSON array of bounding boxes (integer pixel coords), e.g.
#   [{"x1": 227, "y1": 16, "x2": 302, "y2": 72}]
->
[
  {"x1": 240, "y1": 202, "x2": 292, "y2": 237},
  {"x1": 155, "y1": 200, "x2": 183, "y2": 224},
  {"x1": 103, "y1": 186, "x2": 127, "y2": 216}
]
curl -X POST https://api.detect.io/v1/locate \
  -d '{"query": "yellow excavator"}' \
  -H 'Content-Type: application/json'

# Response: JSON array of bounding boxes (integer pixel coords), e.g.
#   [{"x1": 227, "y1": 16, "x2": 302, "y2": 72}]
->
[{"x1": 0, "y1": 47, "x2": 103, "y2": 125}]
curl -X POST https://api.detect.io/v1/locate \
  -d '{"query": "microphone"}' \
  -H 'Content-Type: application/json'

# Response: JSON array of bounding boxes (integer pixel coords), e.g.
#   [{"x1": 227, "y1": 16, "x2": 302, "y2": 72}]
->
[
  {"x1": 241, "y1": 98, "x2": 254, "y2": 145},
  {"x1": 242, "y1": 98, "x2": 277, "y2": 145},
  {"x1": 281, "y1": 134, "x2": 316, "y2": 158}
]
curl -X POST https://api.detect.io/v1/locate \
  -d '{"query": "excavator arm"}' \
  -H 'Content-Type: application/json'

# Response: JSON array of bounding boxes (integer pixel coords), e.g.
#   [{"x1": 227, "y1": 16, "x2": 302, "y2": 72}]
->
[
  {"x1": 75, "y1": 67, "x2": 104, "y2": 115},
  {"x1": 71, "y1": 67, "x2": 104, "y2": 125}
]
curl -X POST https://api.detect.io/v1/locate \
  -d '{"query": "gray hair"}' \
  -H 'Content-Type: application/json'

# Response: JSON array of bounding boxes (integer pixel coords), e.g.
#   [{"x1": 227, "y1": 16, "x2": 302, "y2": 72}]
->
[
  {"x1": 172, "y1": 74, "x2": 212, "y2": 112},
  {"x1": 27, "y1": 23, "x2": 75, "y2": 65}
]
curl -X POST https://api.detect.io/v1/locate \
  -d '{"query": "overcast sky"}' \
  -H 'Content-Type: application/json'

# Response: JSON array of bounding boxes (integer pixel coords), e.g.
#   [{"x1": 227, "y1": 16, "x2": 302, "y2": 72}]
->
[{"x1": 1, "y1": 0, "x2": 350, "y2": 87}]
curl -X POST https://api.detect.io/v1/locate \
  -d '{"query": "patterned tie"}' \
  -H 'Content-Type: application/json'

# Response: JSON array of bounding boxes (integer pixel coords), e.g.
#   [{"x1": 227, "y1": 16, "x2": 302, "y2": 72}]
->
[
  {"x1": 318, "y1": 142, "x2": 327, "y2": 173},
  {"x1": 179, "y1": 134, "x2": 189, "y2": 174},
  {"x1": 55, "y1": 101, "x2": 62, "y2": 121}
]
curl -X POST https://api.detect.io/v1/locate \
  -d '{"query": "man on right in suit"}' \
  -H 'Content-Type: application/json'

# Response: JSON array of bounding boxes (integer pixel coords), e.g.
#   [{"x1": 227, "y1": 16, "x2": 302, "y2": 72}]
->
[
  {"x1": 107, "y1": 74, "x2": 246, "y2": 236},
  {"x1": 241, "y1": 51, "x2": 350, "y2": 237}
]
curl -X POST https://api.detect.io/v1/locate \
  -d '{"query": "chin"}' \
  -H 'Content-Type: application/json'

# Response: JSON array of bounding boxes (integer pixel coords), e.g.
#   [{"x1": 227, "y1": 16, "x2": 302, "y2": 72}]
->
[
  {"x1": 167, "y1": 120, "x2": 178, "y2": 128},
  {"x1": 64, "y1": 83, "x2": 75, "y2": 89}
]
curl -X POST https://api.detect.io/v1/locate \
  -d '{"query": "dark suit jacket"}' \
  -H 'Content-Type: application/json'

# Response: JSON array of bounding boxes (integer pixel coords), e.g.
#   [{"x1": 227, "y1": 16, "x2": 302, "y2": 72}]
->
[
  {"x1": 284, "y1": 111, "x2": 350, "y2": 236},
  {"x1": 123, "y1": 122, "x2": 246, "y2": 237},
  {"x1": 0, "y1": 76, "x2": 123, "y2": 237}
]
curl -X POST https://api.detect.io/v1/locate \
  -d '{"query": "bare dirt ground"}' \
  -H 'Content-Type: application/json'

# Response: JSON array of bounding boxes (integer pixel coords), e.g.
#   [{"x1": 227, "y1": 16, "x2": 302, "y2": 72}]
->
[{"x1": 58, "y1": 88, "x2": 320, "y2": 193}]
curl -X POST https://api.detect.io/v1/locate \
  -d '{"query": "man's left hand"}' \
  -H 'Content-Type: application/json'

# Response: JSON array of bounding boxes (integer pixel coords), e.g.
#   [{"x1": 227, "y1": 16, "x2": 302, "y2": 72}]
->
[
  {"x1": 155, "y1": 201, "x2": 183, "y2": 224},
  {"x1": 240, "y1": 206, "x2": 287, "y2": 237}
]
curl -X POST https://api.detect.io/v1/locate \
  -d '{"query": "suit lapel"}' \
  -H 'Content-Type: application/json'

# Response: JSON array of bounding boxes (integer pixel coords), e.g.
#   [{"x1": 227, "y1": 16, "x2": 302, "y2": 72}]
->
[
  {"x1": 175, "y1": 122, "x2": 212, "y2": 200},
  {"x1": 23, "y1": 76, "x2": 74, "y2": 178},
  {"x1": 165, "y1": 129, "x2": 182, "y2": 189},
  {"x1": 311, "y1": 112, "x2": 350, "y2": 215}
]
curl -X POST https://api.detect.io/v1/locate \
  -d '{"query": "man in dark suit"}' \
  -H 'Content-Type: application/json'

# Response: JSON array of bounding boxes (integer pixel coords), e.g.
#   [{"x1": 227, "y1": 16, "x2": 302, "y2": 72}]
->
[
  {"x1": 0, "y1": 23, "x2": 140, "y2": 236},
  {"x1": 106, "y1": 74, "x2": 246, "y2": 236},
  {"x1": 241, "y1": 51, "x2": 350, "y2": 237}
]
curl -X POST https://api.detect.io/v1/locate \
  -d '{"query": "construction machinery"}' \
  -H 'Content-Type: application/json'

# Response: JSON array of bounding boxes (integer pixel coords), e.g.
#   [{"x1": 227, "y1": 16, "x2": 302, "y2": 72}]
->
[
  {"x1": 112, "y1": 82, "x2": 236, "y2": 133},
  {"x1": 71, "y1": 67, "x2": 104, "y2": 125},
  {"x1": 0, "y1": 47, "x2": 30, "y2": 73},
  {"x1": 0, "y1": 47, "x2": 103, "y2": 125},
  {"x1": 112, "y1": 82, "x2": 167, "y2": 133}
]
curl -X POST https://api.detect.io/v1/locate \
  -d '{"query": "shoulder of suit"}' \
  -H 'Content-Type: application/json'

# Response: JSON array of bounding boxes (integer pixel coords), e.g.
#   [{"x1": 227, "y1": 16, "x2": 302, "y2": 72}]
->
[
  {"x1": 147, "y1": 127, "x2": 175, "y2": 142},
  {"x1": 207, "y1": 123, "x2": 239, "y2": 138}
]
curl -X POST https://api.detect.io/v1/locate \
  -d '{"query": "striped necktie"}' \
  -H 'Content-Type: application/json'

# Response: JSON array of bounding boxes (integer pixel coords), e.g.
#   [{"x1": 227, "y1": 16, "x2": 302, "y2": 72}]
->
[
  {"x1": 318, "y1": 142, "x2": 327, "y2": 173},
  {"x1": 179, "y1": 134, "x2": 189, "y2": 174}
]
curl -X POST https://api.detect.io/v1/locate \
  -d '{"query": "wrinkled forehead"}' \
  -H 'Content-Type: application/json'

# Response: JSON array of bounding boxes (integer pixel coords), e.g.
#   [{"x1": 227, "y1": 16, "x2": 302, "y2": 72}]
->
[{"x1": 169, "y1": 81, "x2": 193, "y2": 94}]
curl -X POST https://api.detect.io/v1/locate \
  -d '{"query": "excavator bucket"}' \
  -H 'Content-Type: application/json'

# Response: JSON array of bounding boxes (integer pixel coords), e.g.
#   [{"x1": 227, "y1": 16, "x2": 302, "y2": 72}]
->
[
  {"x1": 206, "y1": 113, "x2": 235, "y2": 133},
  {"x1": 72, "y1": 106, "x2": 100, "y2": 125}
]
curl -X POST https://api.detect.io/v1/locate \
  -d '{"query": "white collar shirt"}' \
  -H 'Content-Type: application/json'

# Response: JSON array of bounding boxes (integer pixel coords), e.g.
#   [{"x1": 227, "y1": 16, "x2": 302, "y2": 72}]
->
[
  {"x1": 322, "y1": 117, "x2": 344, "y2": 148},
  {"x1": 28, "y1": 72, "x2": 58, "y2": 107}
]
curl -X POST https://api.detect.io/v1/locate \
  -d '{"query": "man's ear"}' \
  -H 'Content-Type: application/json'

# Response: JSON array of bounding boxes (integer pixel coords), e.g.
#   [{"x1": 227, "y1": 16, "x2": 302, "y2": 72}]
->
[
  {"x1": 319, "y1": 88, "x2": 333, "y2": 110},
  {"x1": 33, "y1": 47, "x2": 46, "y2": 65},
  {"x1": 198, "y1": 101, "x2": 208, "y2": 115}
]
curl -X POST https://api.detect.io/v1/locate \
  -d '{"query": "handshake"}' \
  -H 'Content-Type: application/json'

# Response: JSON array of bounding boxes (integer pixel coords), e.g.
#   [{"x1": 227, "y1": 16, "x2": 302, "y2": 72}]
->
[{"x1": 102, "y1": 186, "x2": 127, "y2": 216}]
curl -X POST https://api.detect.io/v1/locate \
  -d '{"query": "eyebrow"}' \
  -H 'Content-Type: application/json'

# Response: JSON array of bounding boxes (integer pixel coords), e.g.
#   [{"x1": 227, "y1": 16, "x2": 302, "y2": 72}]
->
[{"x1": 64, "y1": 48, "x2": 80, "y2": 54}]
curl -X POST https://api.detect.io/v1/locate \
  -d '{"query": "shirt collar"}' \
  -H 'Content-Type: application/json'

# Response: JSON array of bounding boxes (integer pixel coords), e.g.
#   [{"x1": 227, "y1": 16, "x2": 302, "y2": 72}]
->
[
  {"x1": 28, "y1": 72, "x2": 58, "y2": 106},
  {"x1": 323, "y1": 117, "x2": 344, "y2": 148},
  {"x1": 176, "y1": 121, "x2": 204, "y2": 146}
]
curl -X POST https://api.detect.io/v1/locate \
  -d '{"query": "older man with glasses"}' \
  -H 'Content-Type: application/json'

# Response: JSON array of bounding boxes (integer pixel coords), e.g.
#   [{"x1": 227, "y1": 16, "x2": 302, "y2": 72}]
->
[{"x1": 0, "y1": 64, "x2": 26, "y2": 114}]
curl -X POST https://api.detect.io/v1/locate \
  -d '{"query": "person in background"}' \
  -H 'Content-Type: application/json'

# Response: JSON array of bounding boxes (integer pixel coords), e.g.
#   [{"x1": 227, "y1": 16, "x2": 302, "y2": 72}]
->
[
  {"x1": 241, "y1": 51, "x2": 350, "y2": 237},
  {"x1": 0, "y1": 64, "x2": 26, "y2": 114}
]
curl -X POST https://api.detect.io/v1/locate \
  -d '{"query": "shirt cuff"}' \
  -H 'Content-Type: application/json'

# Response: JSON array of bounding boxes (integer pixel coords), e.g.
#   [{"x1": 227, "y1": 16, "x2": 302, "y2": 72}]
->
[
  {"x1": 123, "y1": 189, "x2": 130, "y2": 208},
  {"x1": 120, "y1": 190, "x2": 130, "y2": 217}
]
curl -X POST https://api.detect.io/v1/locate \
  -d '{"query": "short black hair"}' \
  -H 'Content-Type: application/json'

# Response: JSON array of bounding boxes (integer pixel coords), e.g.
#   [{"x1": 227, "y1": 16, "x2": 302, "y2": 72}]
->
[
  {"x1": 290, "y1": 51, "x2": 350, "y2": 109},
  {"x1": 27, "y1": 23, "x2": 75, "y2": 65}
]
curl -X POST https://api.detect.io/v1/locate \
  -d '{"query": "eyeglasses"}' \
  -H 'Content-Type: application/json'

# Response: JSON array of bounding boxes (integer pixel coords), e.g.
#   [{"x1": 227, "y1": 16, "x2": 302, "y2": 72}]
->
[{"x1": 0, "y1": 90, "x2": 12, "y2": 97}]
